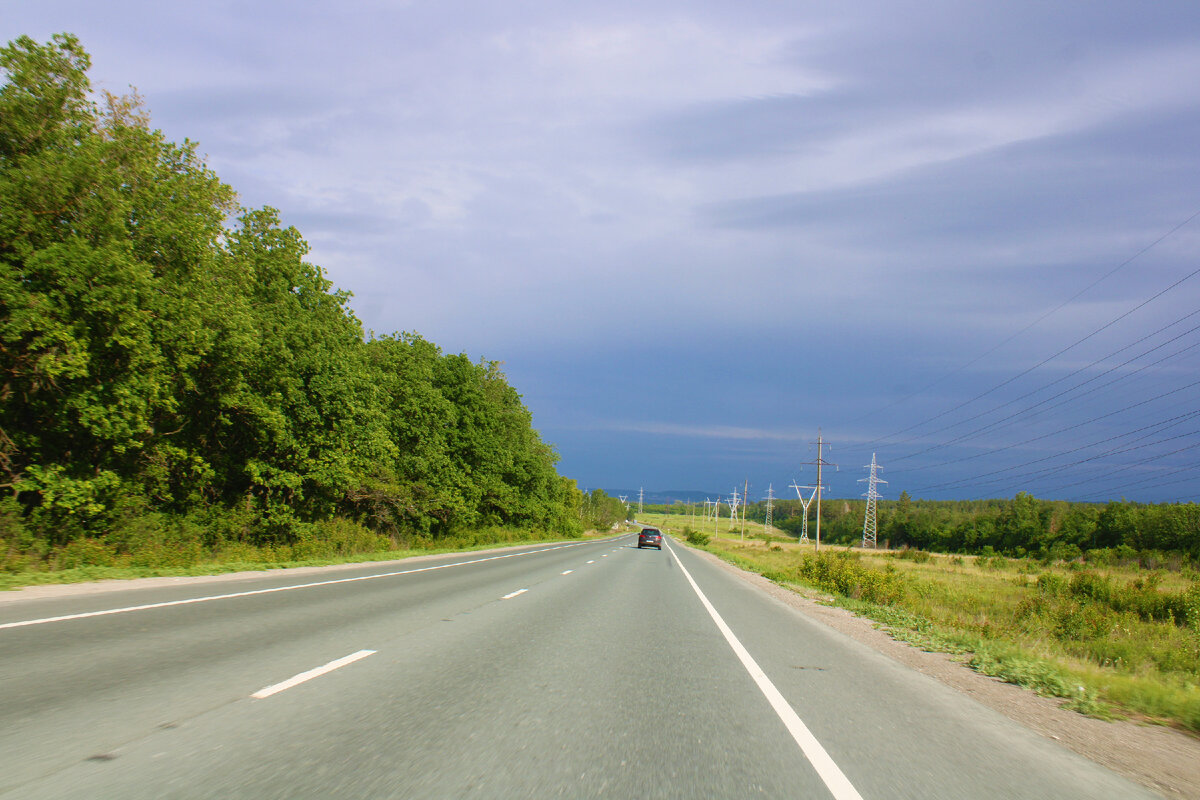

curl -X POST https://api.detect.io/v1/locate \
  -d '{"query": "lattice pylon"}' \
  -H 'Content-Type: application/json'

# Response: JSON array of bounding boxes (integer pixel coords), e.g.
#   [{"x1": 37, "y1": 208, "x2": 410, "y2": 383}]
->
[
  {"x1": 764, "y1": 484, "x2": 775, "y2": 533},
  {"x1": 859, "y1": 453, "x2": 887, "y2": 548}
]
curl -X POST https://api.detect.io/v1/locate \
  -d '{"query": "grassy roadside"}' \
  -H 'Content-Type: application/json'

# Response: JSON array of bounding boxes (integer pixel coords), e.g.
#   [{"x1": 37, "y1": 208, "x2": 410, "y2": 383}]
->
[
  {"x1": 641, "y1": 512, "x2": 1200, "y2": 735},
  {"x1": 0, "y1": 525, "x2": 630, "y2": 592}
]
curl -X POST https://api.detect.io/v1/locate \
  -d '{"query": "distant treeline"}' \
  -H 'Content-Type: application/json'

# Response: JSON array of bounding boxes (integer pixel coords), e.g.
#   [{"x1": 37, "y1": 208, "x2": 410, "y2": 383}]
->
[
  {"x1": 0, "y1": 34, "x2": 583, "y2": 568},
  {"x1": 647, "y1": 492, "x2": 1200, "y2": 560}
]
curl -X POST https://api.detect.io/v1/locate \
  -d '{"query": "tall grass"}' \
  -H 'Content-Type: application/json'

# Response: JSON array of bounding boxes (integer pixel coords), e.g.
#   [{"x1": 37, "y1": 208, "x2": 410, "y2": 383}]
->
[{"x1": 1, "y1": 509, "x2": 589, "y2": 591}]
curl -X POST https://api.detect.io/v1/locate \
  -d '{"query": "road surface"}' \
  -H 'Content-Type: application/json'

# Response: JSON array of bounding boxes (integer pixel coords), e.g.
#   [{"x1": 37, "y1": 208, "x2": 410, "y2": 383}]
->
[{"x1": 0, "y1": 534, "x2": 1157, "y2": 798}]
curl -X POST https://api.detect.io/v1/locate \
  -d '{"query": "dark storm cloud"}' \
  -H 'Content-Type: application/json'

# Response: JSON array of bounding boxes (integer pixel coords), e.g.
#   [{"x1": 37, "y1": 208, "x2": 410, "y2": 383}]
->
[{"x1": 5, "y1": 1, "x2": 1200, "y2": 500}]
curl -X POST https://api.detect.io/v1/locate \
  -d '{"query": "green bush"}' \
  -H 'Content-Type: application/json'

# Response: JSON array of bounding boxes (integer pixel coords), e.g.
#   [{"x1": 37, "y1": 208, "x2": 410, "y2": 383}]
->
[
  {"x1": 683, "y1": 526, "x2": 711, "y2": 546},
  {"x1": 1037, "y1": 572, "x2": 1069, "y2": 596},
  {"x1": 790, "y1": 551, "x2": 907, "y2": 604}
]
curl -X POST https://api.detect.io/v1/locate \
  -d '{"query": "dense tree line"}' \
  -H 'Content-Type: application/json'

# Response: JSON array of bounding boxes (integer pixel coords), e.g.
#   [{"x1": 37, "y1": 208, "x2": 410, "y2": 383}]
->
[
  {"x1": 660, "y1": 492, "x2": 1199, "y2": 559},
  {"x1": 0, "y1": 34, "x2": 582, "y2": 562},
  {"x1": 580, "y1": 489, "x2": 628, "y2": 532}
]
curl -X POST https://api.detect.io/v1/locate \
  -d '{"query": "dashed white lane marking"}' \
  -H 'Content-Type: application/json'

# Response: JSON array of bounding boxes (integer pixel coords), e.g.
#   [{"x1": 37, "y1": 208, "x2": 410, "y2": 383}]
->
[
  {"x1": 252, "y1": 650, "x2": 375, "y2": 699},
  {"x1": 561, "y1": 570, "x2": 574, "y2": 575},
  {"x1": 0, "y1": 539, "x2": 618, "y2": 630},
  {"x1": 666, "y1": 542, "x2": 864, "y2": 800},
  {"x1": 502, "y1": 589, "x2": 528, "y2": 600},
  {"x1": 586, "y1": 560, "x2": 596, "y2": 564}
]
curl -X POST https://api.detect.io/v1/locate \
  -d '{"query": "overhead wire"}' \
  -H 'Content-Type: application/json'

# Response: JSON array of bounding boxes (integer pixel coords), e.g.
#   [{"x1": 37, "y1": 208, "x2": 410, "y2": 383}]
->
[
  {"x1": 893, "y1": 328, "x2": 1200, "y2": 472},
  {"x1": 906, "y1": 401, "x2": 1200, "y2": 493},
  {"x1": 870, "y1": 262, "x2": 1200, "y2": 455},
  {"x1": 846, "y1": 207, "x2": 1200, "y2": 436}
]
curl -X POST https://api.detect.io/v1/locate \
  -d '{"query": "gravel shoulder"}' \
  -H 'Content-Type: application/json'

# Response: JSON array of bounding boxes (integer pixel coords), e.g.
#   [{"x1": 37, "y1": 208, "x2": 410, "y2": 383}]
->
[{"x1": 686, "y1": 543, "x2": 1200, "y2": 800}]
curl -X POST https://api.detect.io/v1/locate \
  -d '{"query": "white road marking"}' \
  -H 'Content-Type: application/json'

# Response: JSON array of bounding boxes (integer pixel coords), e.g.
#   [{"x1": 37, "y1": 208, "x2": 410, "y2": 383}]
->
[
  {"x1": 252, "y1": 650, "x2": 375, "y2": 699},
  {"x1": 666, "y1": 542, "x2": 864, "y2": 800},
  {"x1": 0, "y1": 539, "x2": 619, "y2": 630},
  {"x1": 561, "y1": 570, "x2": 574, "y2": 575},
  {"x1": 501, "y1": 589, "x2": 528, "y2": 600},
  {"x1": 586, "y1": 560, "x2": 596, "y2": 564}
]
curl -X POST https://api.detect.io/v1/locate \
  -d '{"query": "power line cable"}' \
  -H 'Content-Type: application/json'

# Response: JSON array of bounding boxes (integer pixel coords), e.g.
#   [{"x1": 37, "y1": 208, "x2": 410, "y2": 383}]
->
[
  {"x1": 847, "y1": 208, "x2": 1200, "y2": 434},
  {"x1": 1038, "y1": 435, "x2": 1200, "y2": 495},
  {"x1": 908, "y1": 401, "x2": 1200, "y2": 493},
  {"x1": 890, "y1": 314, "x2": 1200, "y2": 463},
  {"x1": 895, "y1": 332, "x2": 1200, "y2": 471},
  {"x1": 870, "y1": 262, "x2": 1200, "y2": 454}
]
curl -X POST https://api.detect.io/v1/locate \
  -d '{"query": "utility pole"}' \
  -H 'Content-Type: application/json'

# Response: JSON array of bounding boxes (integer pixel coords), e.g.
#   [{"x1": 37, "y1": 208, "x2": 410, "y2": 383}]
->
[
  {"x1": 741, "y1": 478, "x2": 749, "y2": 539},
  {"x1": 859, "y1": 453, "x2": 887, "y2": 549},
  {"x1": 713, "y1": 495, "x2": 720, "y2": 537},
  {"x1": 800, "y1": 430, "x2": 836, "y2": 552},
  {"x1": 638, "y1": 487, "x2": 644, "y2": 518}
]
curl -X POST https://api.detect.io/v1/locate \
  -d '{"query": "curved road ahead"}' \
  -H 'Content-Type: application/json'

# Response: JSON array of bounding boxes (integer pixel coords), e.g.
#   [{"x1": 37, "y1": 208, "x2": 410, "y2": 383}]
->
[{"x1": 0, "y1": 534, "x2": 1156, "y2": 799}]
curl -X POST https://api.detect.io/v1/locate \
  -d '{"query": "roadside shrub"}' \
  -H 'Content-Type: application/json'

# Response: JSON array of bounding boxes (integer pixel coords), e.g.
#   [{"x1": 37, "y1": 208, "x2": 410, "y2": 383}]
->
[
  {"x1": 1053, "y1": 600, "x2": 1114, "y2": 641},
  {"x1": 896, "y1": 547, "x2": 932, "y2": 563},
  {"x1": 107, "y1": 513, "x2": 206, "y2": 568},
  {"x1": 975, "y1": 548, "x2": 1008, "y2": 570},
  {"x1": 1037, "y1": 572, "x2": 1069, "y2": 596},
  {"x1": 1069, "y1": 571, "x2": 1113, "y2": 604},
  {"x1": 791, "y1": 551, "x2": 907, "y2": 604},
  {"x1": 684, "y1": 526, "x2": 711, "y2": 546},
  {"x1": 1184, "y1": 581, "x2": 1200, "y2": 633},
  {"x1": 55, "y1": 537, "x2": 120, "y2": 569},
  {"x1": 289, "y1": 519, "x2": 389, "y2": 560},
  {"x1": 0, "y1": 497, "x2": 45, "y2": 572}
]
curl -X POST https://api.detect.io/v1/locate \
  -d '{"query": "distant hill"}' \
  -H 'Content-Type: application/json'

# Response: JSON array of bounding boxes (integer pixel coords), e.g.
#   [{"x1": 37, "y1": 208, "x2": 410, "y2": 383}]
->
[{"x1": 606, "y1": 489, "x2": 718, "y2": 506}]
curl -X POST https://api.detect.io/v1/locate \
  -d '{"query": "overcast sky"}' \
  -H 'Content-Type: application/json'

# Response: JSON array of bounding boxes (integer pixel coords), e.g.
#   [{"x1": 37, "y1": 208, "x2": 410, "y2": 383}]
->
[{"x1": 7, "y1": 1, "x2": 1200, "y2": 503}]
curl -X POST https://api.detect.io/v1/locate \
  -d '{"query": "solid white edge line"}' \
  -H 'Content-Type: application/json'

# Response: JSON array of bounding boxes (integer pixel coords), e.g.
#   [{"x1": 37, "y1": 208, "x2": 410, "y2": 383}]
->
[
  {"x1": 501, "y1": 589, "x2": 528, "y2": 600},
  {"x1": 251, "y1": 649, "x2": 376, "y2": 699},
  {"x1": 666, "y1": 542, "x2": 865, "y2": 800},
  {"x1": 1, "y1": 537, "x2": 626, "y2": 630}
]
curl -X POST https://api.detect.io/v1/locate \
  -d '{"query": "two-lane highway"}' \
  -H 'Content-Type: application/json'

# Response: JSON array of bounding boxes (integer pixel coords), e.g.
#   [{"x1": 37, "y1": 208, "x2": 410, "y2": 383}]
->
[{"x1": 0, "y1": 534, "x2": 1157, "y2": 798}]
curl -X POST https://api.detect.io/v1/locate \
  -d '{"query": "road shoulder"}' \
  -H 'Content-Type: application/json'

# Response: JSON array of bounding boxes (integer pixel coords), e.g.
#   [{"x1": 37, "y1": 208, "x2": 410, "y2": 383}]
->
[{"x1": 684, "y1": 542, "x2": 1200, "y2": 800}]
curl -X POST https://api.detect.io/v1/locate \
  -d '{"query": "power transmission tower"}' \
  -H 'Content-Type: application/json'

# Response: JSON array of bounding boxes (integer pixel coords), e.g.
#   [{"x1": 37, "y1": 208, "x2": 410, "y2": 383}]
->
[
  {"x1": 727, "y1": 488, "x2": 740, "y2": 534},
  {"x1": 789, "y1": 479, "x2": 819, "y2": 544},
  {"x1": 764, "y1": 484, "x2": 775, "y2": 534},
  {"x1": 799, "y1": 431, "x2": 836, "y2": 551},
  {"x1": 618, "y1": 495, "x2": 628, "y2": 520},
  {"x1": 638, "y1": 487, "x2": 644, "y2": 517},
  {"x1": 859, "y1": 454, "x2": 887, "y2": 548}
]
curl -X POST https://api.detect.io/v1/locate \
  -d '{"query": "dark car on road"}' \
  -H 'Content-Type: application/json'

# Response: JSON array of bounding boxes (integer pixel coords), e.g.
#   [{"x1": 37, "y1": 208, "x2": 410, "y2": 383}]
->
[{"x1": 637, "y1": 527, "x2": 663, "y2": 549}]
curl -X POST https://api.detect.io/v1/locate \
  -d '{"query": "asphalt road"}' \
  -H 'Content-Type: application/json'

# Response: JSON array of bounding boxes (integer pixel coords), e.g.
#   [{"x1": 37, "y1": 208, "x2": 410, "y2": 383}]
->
[{"x1": 0, "y1": 534, "x2": 1158, "y2": 799}]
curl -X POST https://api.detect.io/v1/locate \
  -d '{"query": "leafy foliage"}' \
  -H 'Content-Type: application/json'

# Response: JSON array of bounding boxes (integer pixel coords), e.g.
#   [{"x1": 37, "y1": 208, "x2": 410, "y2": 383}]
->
[
  {"x1": 0, "y1": 34, "x2": 583, "y2": 567},
  {"x1": 731, "y1": 490, "x2": 1200, "y2": 561}
]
